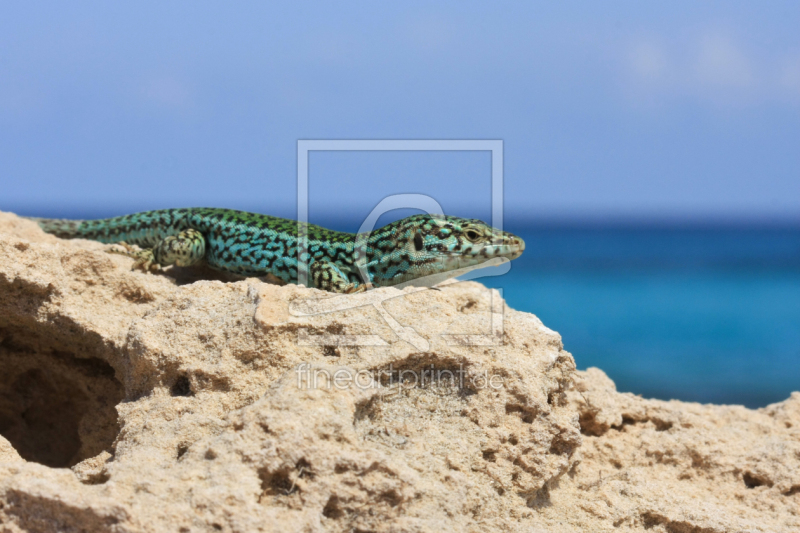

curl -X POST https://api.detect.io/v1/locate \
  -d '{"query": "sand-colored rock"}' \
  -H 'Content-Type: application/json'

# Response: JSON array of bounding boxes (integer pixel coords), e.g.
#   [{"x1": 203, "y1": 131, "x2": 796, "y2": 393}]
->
[
  {"x1": 0, "y1": 210, "x2": 797, "y2": 532},
  {"x1": 553, "y1": 369, "x2": 800, "y2": 531},
  {"x1": 0, "y1": 436, "x2": 22, "y2": 464}
]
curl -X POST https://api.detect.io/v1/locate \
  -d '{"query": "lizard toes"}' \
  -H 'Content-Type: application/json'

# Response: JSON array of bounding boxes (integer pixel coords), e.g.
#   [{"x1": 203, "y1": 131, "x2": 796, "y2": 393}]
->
[{"x1": 344, "y1": 284, "x2": 367, "y2": 294}]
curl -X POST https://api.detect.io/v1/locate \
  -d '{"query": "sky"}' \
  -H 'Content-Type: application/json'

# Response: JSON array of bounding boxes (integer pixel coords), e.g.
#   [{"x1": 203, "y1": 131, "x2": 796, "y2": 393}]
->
[{"x1": 1, "y1": 1, "x2": 799, "y2": 226}]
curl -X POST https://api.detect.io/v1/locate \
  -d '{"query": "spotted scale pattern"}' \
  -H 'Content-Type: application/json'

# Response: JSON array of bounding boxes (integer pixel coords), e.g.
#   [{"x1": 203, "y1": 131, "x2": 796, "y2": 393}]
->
[{"x1": 33, "y1": 208, "x2": 525, "y2": 293}]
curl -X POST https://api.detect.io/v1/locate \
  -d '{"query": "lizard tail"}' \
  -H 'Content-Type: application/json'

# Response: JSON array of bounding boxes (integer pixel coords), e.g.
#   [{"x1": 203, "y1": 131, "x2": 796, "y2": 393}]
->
[
  {"x1": 27, "y1": 210, "x2": 190, "y2": 246},
  {"x1": 27, "y1": 217, "x2": 90, "y2": 239},
  {"x1": 27, "y1": 216, "x2": 126, "y2": 242}
]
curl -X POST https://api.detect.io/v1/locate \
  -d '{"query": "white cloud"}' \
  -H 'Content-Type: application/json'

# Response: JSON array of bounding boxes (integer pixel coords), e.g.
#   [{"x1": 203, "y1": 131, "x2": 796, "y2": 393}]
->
[
  {"x1": 629, "y1": 42, "x2": 668, "y2": 83},
  {"x1": 142, "y1": 77, "x2": 193, "y2": 109},
  {"x1": 695, "y1": 33, "x2": 753, "y2": 89},
  {"x1": 621, "y1": 30, "x2": 800, "y2": 107},
  {"x1": 780, "y1": 56, "x2": 800, "y2": 97},
  {"x1": 406, "y1": 15, "x2": 456, "y2": 52}
]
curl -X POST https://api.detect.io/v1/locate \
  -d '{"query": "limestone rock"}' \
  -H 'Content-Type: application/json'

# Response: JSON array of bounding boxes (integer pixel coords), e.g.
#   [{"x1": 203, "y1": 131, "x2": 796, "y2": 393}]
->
[
  {"x1": 0, "y1": 210, "x2": 797, "y2": 532},
  {"x1": 0, "y1": 436, "x2": 22, "y2": 463},
  {"x1": 551, "y1": 368, "x2": 800, "y2": 531}
]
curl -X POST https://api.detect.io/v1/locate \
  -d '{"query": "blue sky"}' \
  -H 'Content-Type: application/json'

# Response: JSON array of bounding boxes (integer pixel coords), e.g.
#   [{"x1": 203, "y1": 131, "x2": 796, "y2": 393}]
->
[{"x1": 2, "y1": 2, "x2": 799, "y2": 224}]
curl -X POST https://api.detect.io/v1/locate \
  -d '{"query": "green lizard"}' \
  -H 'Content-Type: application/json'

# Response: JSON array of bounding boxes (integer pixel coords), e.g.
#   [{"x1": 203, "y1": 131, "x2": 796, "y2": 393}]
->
[{"x1": 31, "y1": 208, "x2": 525, "y2": 293}]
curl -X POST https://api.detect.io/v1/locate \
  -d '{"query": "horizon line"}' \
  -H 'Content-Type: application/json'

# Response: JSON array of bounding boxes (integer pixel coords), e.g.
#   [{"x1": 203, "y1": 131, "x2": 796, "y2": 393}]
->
[{"x1": 4, "y1": 204, "x2": 799, "y2": 229}]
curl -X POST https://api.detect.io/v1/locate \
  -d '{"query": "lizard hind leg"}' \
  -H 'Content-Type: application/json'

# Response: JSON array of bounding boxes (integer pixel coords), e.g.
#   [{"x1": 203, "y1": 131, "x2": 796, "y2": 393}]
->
[
  {"x1": 152, "y1": 229, "x2": 206, "y2": 268},
  {"x1": 107, "y1": 229, "x2": 206, "y2": 273}
]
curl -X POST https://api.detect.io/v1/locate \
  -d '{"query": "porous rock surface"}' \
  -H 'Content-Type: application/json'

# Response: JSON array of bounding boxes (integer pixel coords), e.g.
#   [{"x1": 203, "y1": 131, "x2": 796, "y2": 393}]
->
[{"x1": 0, "y1": 211, "x2": 797, "y2": 532}]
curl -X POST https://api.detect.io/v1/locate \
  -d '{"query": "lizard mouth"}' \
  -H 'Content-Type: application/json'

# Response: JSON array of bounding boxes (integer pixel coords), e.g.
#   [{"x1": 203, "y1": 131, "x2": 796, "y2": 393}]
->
[
  {"x1": 387, "y1": 235, "x2": 524, "y2": 289},
  {"x1": 434, "y1": 235, "x2": 525, "y2": 271},
  {"x1": 466, "y1": 235, "x2": 525, "y2": 262},
  {"x1": 490, "y1": 237, "x2": 525, "y2": 261}
]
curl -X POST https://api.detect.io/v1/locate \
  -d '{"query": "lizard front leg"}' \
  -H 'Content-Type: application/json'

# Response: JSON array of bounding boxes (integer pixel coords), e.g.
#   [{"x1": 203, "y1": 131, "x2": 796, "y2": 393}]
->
[
  {"x1": 110, "y1": 229, "x2": 206, "y2": 272},
  {"x1": 108, "y1": 243, "x2": 160, "y2": 272},
  {"x1": 310, "y1": 260, "x2": 366, "y2": 294}
]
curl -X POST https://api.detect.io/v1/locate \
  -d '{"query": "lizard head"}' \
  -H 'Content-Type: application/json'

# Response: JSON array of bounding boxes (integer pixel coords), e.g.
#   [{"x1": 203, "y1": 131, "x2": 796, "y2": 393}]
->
[{"x1": 364, "y1": 214, "x2": 525, "y2": 287}]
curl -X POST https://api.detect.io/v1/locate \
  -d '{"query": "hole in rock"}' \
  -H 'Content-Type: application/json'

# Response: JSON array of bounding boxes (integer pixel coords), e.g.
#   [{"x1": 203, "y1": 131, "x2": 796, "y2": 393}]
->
[
  {"x1": 652, "y1": 418, "x2": 673, "y2": 432},
  {"x1": 380, "y1": 489, "x2": 402, "y2": 507},
  {"x1": 260, "y1": 468, "x2": 295, "y2": 497},
  {"x1": 322, "y1": 346, "x2": 339, "y2": 357},
  {"x1": 0, "y1": 339, "x2": 123, "y2": 468},
  {"x1": 641, "y1": 512, "x2": 667, "y2": 529},
  {"x1": 170, "y1": 375, "x2": 193, "y2": 397},
  {"x1": 743, "y1": 471, "x2": 771, "y2": 489},
  {"x1": 322, "y1": 495, "x2": 344, "y2": 519},
  {"x1": 356, "y1": 354, "x2": 481, "y2": 453},
  {"x1": 548, "y1": 435, "x2": 574, "y2": 456},
  {"x1": 505, "y1": 404, "x2": 534, "y2": 424},
  {"x1": 295, "y1": 457, "x2": 313, "y2": 477},
  {"x1": 526, "y1": 484, "x2": 551, "y2": 509},
  {"x1": 578, "y1": 411, "x2": 607, "y2": 437},
  {"x1": 83, "y1": 471, "x2": 111, "y2": 485}
]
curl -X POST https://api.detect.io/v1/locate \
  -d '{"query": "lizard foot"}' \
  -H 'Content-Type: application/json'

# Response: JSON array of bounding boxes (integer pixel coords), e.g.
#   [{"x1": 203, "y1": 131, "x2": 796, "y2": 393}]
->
[
  {"x1": 107, "y1": 243, "x2": 161, "y2": 273},
  {"x1": 131, "y1": 250, "x2": 161, "y2": 273},
  {"x1": 107, "y1": 241, "x2": 138, "y2": 255},
  {"x1": 342, "y1": 283, "x2": 368, "y2": 294}
]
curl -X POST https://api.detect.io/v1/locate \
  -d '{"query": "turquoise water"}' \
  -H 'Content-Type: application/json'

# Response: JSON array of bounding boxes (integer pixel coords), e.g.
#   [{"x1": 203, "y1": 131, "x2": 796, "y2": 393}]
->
[
  {"x1": 16, "y1": 208, "x2": 800, "y2": 408},
  {"x1": 482, "y1": 226, "x2": 800, "y2": 408}
]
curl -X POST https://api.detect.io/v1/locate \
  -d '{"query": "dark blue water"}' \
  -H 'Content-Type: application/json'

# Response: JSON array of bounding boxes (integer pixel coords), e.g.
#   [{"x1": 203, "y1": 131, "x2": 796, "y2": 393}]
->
[
  {"x1": 482, "y1": 226, "x2": 800, "y2": 408},
  {"x1": 14, "y1": 206, "x2": 800, "y2": 408}
]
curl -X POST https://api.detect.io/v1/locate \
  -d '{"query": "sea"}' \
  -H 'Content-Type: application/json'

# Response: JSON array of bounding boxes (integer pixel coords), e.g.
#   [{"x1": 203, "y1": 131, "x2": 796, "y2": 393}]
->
[
  {"x1": 481, "y1": 224, "x2": 800, "y2": 408},
  {"x1": 14, "y1": 206, "x2": 800, "y2": 409}
]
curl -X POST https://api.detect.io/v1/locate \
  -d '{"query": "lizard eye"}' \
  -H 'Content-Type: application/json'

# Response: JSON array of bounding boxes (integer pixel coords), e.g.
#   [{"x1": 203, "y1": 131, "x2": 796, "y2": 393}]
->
[
  {"x1": 465, "y1": 230, "x2": 480, "y2": 242},
  {"x1": 413, "y1": 233, "x2": 424, "y2": 251}
]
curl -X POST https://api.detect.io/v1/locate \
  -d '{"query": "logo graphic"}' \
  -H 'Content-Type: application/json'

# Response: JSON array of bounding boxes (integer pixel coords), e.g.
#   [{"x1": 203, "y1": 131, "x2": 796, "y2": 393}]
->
[{"x1": 292, "y1": 140, "x2": 508, "y2": 350}]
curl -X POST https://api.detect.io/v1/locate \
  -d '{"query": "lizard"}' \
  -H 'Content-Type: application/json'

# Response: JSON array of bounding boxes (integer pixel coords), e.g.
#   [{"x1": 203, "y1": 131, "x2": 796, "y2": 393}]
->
[{"x1": 30, "y1": 208, "x2": 525, "y2": 293}]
